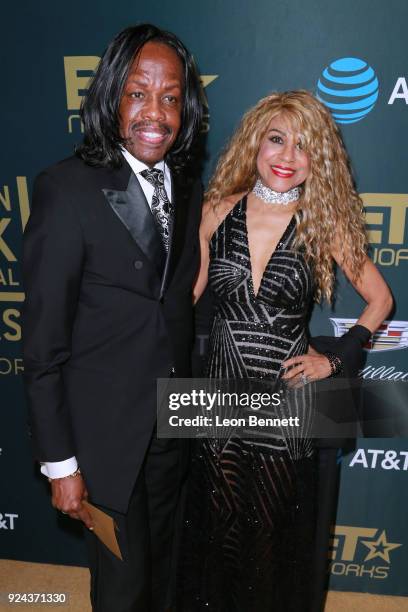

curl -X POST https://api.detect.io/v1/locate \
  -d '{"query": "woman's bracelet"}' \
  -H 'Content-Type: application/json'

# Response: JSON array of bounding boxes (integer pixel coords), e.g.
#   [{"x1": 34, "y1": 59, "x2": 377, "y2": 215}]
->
[
  {"x1": 48, "y1": 468, "x2": 81, "y2": 483},
  {"x1": 325, "y1": 351, "x2": 343, "y2": 377}
]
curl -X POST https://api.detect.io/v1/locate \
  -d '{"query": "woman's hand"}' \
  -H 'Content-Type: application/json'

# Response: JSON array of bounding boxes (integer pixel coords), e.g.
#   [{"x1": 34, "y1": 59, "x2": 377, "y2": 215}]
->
[{"x1": 281, "y1": 346, "x2": 331, "y2": 384}]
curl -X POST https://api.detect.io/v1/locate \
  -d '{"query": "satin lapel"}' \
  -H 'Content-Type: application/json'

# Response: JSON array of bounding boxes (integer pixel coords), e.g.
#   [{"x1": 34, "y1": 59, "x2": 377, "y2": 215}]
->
[
  {"x1": 102, "y1": 169, "x2": 166, "y2": 274},
  {"x1": 160, "y1": 171, "x2": 190, "y2": 298}
]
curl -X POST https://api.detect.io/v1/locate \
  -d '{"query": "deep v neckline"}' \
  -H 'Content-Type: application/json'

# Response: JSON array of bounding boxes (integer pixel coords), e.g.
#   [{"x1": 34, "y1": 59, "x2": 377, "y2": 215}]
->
[{"x1": 242, "y1": 195, "x2": 295, "y2": 299}]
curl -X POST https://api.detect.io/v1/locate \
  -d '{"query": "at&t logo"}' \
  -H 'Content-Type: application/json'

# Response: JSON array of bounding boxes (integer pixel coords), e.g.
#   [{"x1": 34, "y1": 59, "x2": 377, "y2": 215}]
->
[
  {"x1": 0, "y1": 513, "x2": 18, "y2": 530},
  {"x1": 330, "y1": 525, "x2": 402, "y2": 579},
  {"x1": 317, "y1": 57, "x2": 379, "y2": 124},
  {"x1": 317, "y1": 57, "x2": 408, "y2": 124},
  {"x1": 349, "y1": 448, "x2": 408, "y2": 471}
]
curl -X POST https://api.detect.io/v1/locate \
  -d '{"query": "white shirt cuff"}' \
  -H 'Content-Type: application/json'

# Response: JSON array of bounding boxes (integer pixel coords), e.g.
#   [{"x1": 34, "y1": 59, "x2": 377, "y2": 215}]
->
[{"x1": 40, "y1": 457, "x2": 78, "y2": 479}]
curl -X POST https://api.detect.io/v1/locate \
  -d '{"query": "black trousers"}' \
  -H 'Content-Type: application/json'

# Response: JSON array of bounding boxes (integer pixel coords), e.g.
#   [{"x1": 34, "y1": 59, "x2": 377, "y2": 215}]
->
[{"x1": 84, "y1": 435, "x2": 189, "y2": 612}]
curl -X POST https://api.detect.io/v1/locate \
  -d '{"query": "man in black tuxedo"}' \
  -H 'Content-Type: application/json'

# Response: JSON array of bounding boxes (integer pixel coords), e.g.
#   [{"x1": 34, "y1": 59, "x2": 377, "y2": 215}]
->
[{"x1": 22, "y1": 24, "x2": 203, "y2": 612}]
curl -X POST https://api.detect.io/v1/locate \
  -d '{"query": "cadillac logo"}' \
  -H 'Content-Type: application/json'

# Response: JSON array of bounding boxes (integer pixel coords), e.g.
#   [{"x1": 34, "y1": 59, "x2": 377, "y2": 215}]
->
[{"x1": 330, "y1": 318, "x2": 408, "y2": 352}]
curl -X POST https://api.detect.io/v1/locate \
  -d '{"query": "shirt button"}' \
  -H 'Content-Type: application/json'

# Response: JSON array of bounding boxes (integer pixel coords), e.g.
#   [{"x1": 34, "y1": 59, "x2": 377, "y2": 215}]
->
[{"x1": 134, "y1": 260, "x2": 143, "y2": 270}]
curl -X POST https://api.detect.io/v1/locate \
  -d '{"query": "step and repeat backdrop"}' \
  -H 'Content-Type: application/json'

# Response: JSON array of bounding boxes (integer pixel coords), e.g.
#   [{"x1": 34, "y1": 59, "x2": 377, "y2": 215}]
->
[{"x1": 1, "y1": 0, "x2": 407, "y2": 597}]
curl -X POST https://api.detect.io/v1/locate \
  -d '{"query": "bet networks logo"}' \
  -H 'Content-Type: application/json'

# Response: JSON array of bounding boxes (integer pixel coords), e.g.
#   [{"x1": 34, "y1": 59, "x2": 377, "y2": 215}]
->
[
  {"x1": 362, "y1": 193, "x2": 408, "y2": 267},
  {"x1": 330, "y1": 525, "x2": 402, "y2": 579},
  {"x1": 0, "y1": 180, "x2": 27, "y2": 376},
  {"x1": 317, "y1": 57, "x2": 408, "y2": 125},
  {"x1": 330, "y1": 318, "x2": 408, "y2": 352},
  {"x1": 63, "y1": 56, "x2": 218, "y2": 134}
]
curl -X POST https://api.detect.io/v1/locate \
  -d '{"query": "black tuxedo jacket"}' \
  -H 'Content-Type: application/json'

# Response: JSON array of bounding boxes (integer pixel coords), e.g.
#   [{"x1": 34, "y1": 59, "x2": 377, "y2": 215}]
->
[{"x1": 22, "y1": 155, "x2": 202, "y2": 512}]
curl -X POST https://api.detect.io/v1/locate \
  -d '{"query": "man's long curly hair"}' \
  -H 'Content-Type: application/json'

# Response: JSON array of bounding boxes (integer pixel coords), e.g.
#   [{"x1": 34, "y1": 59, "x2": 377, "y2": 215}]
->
[{"x1": 206, "y1": 90, "x2": 367, "y2": 302}]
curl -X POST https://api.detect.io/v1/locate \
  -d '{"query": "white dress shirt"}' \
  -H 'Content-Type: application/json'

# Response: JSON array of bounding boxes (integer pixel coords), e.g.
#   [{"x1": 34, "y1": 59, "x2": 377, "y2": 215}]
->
[
  {"x1": 41, "y1": 149, "x2": 172, "y2": 479},
  {"x1": 121, "y1": 147, "x2": 172, "y2": 205}
]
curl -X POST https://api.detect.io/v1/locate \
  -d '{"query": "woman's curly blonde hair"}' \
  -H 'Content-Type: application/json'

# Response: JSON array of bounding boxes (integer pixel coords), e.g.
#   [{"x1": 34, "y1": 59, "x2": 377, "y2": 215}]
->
[{"x1": 205, "y1": 90, "x2": 367, "y2": 302}]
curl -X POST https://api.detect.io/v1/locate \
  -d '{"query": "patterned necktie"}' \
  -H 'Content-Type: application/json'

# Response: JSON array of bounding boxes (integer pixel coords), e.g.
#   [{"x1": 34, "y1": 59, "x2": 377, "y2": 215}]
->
[{"x1": 140, "y1": 168, "x2": 172, "y2": 252}]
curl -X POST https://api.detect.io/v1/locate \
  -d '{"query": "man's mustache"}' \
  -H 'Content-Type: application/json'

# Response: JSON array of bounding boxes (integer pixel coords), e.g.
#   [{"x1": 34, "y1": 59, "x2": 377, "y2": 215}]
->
[{"x1": 130, "y1": 121, "x2": 171, "y2": 135}]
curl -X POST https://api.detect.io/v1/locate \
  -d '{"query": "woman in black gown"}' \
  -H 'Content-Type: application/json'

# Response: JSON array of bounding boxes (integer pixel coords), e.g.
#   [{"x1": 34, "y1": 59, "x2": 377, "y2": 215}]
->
[{"x1": 177, "y1": 91, "x2": 392, "y2": 611}]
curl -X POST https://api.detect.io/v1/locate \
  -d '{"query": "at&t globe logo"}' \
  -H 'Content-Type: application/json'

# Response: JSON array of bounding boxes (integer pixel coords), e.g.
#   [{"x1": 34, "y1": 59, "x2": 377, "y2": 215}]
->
[{"x1": 317, "y1": 57, "x2": 379, "y2": 124}]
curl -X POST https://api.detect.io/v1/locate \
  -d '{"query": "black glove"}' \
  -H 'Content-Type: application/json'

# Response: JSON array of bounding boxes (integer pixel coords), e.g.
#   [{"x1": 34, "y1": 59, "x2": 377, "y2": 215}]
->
[
  {"x1": 310, "y1": 324, "x2": 371, "y2": 378},
  {"x1": 343, "y1": 324, "x2": 371, "y2": 347}
]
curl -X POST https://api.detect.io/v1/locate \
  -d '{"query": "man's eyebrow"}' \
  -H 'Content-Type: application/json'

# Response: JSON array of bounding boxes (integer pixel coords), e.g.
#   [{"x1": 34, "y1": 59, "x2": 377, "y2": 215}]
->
[{"x1": 125, "y1": 77, "x2": 182, "y2": 89}]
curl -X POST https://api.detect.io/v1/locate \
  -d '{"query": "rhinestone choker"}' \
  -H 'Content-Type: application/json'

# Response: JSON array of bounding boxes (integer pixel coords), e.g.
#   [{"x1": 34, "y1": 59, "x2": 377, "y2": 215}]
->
[{"x1": 252, "y1": 179, "x2": 300, "y2": 206}]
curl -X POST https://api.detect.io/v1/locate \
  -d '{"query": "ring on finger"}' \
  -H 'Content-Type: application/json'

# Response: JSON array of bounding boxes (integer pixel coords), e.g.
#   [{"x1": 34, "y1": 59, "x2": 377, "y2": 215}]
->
[{"x1": 300, "y1": 372, "x2": 309, "y2": 385}]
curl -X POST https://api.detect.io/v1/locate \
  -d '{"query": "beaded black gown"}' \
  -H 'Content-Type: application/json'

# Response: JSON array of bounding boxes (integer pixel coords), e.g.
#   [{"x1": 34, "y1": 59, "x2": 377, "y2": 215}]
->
[{"x1": 177, "y1": 196, "x2": 317, "y2": 611}]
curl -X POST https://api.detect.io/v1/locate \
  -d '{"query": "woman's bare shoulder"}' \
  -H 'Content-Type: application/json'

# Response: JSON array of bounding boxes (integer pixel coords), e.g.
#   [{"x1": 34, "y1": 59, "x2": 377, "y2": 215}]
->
[{"x1": 201, "y1": 192, "x2": 246, "y2": 239}]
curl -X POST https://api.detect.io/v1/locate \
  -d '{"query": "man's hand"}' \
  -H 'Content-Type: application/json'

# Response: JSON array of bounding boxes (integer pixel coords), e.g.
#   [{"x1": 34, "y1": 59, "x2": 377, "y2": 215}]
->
[{"x1": 50, "y1": 474, "x2": 94, "y2": 530}]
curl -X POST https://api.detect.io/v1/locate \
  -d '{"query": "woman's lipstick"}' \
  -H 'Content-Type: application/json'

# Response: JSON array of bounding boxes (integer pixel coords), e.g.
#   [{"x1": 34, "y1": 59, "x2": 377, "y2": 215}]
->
[{"x1": 271, "y1": 165, "x2": 295, "y2": 178}]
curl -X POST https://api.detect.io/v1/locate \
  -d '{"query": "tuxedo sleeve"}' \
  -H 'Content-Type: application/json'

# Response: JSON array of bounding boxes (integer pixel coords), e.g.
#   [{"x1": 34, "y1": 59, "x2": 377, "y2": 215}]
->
[{"x1": 22, "y1": 170, "x2": 85, "y2": 462}]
